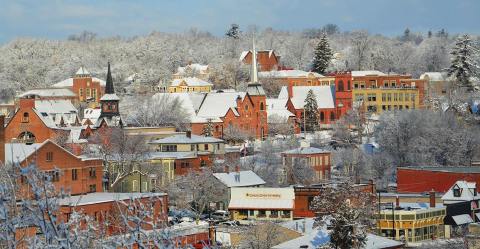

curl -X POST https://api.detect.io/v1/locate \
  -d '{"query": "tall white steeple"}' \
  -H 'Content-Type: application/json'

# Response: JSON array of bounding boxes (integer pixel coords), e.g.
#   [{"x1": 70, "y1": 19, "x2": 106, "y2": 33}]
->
[{"x1": 251, "y1": 35, "x2": 258, "y2": 83}]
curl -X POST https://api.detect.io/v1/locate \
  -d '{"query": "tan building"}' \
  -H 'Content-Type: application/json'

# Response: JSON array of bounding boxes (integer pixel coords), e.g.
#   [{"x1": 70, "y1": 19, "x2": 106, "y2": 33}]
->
[
  {"x1": 353, "y1": 87, "x2": 420, "y2": 113},
  {"x1": 228, "y1": 187, "x2": 294, "y2": 221},
  {"x1": 168, "y1": 77, "x2": 213, "y2": 93}
]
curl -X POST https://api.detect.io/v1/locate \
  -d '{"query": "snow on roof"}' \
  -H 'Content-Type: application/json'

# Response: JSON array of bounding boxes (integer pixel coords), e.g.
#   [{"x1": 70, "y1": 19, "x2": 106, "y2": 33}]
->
[
  {"x1": 148, "y1": 151, "x2": 197, "y2": 160},
  {"x1": 19, "y1": 88, "x2": 76, "y2": 98},
  {"x1": 170, "y1": 77, "x2": 213, "y2": 87},
  {"x1": 452, "y1": 214, "x2": 474, "y2": 225},
  {"x1": 352, "y1": 70, "x2": 386, "y2": 77},
  {"x1": 196, "y1": 92, "x2": 246, "y2": 119},
  {"x1": 99, "y1": 93, "x2": 120, "y2": 101},
  {"x1": 149, "y1": 134, "x2": 224, "y2": 144},
  {"x1": 175, "y1": 64, "x2": 209, "y2": 75},
  {"x1": 213, "y1": 170, "x2": 266, "y2": 187},
  {"x1": 53, "y1": 76, "x2": 106, "y2": 88},
  {"x1": 259, "y1": 70, "x2": 323, "y2": 78},
  {"x1": 75, "y1": 66, "x2": 90, "y2": 76},
  {"x1": 4, "y1": 143, "x2": 43, "y2": 165},
  {"x1": 35, "y1": 100, "x2": 77, "y2": 114},
  {"x1": 58, "y1": 192, "x2": 166, "y2": 206},
  {"x1": 272, "y1": 228, "x2": 330, "y2": 249},
  {"x1": 290, "y1": 86, "x2": 335, "y2": 109},
  {"x1": 246, "y1": 83, "x2": 266, "y2": 96},
  {"x1": 278, "y1": 86, "x2": 289, "y2": 99},
  {"x1": 441, "y1": 180, "x2": 480, "y2": 204},
  {"x1": 420, "y1": 72, "x2": 446, "y2": 81},
  {"x1": 282, "y1": 147, "x2": 329, "y2": 155}
]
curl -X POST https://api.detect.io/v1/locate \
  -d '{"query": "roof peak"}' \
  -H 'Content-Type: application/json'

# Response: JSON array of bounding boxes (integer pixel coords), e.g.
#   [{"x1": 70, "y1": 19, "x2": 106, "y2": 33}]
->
[
  {"x1": 104, "y1": 62, "x2": 115, "y2": 94},
  {"x1": 75, "y1": 66, "x2": 90, "y2": 77}
]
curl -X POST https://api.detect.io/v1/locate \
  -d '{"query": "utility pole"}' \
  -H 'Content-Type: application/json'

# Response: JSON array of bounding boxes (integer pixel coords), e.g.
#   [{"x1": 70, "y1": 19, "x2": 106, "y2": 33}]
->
[{"x1": 303, "y1": 108, "x2": 306, "y2": 138}]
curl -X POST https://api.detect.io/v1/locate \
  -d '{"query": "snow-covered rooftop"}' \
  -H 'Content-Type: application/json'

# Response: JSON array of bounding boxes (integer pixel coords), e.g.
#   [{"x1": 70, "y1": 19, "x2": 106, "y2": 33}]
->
[
  {"x1": 99, "y1": 93, "x2": 120, "y2": 101},
  {"x1": 213, "y1": 170, "x2": 266, "y2": 187},
  {"x1": 282, "y1": 147, "x2": 330, "y2": 155},
  {"x1": 290, "y1": 86, "x2": 335, "y2": 109},
  {"x1": 18, "y1": 88, "x2": 76, "y2": 98},
  {"x1": 267, "y1": 98, "x2": 294, "y2": 120},
  {"x1": 149, "y1": 134, "x2": 224, "y2": 144},
  {"x1": 75, "y1": 66, "x2": 90, "y2": 76},
  {"x1": 420, "y1": 72, "x2": 447, "y2": 82},
  {"x1": 259, "y1": 70, "x2": 323, "y2": 78},
  {"x1": 175, "y1": 64, "x2": 209, "y2": 75},
  {"x1": 352, "y1": 70, "x2": 386, "y2": 77},
  {"x1": 170, "y1": 77, "x2": 213, "y2": 87},
  {"x1": 441, "y1": 180, "x2": 480, "y2": 204},
  {"x1": 53, "y1": 76, "x2": 106, "y2": 88},
  {"x1": 228, "y1": 187, "x2": 295, "y2": 210},
  {"x1": 32, "y1": 100, "x2": 79, "y2": 128},
  {"x1": 58, "y1": 192, "x2": 166, "y2": 206},
  {"x1": 196, "y1": 92, "x2": 246, "y2": 119},
  {"x1": 4, "y1": 142, "x2": 42, "y2": 165}
]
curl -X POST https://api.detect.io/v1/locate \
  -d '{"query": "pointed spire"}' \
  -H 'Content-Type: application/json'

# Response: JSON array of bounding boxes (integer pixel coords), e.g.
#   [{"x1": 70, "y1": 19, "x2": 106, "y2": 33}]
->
[
  {"x1": 105, "y1": 62, "x2": 114, "y2": 94},
  {"x1": 251, "y1": 35, "x2": 258, "y2": 83}
]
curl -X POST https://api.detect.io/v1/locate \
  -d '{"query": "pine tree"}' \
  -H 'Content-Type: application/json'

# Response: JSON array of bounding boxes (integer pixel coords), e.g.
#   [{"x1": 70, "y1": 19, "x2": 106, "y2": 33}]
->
[
  {"x1": 311, "y1": 33, "x2": 333, "y2": 74},
  {"x1": 448, "y1": 34, "x2": 479, "y2": 92},
  {"x1": 225, "y1": 24, "x2": 240, "y2": 39},
  {"x1": 202, "y1": 119, "x2": 214, "y2": 137},
  {"x1": 427, "y1": 30, "x2": 432, "y2": 38},
  {"x1": 303, "y1": 89, "x2": 319, "y2": 133}
]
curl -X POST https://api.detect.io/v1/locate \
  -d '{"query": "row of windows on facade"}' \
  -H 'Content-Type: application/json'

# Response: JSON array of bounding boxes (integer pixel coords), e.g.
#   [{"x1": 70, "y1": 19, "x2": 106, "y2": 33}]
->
[
  {"x1": 366, "y1": 105, "x2": 413, "y2": 112},
  {"x1": 291, "y1": 81, "x2": 333, "y2": 87},
  {"x1": 300, "y1": 111, "x2": 336, "y2": 122},
  {"x1": 352, "y1": 81, "x2": 416, "y2": 89},
  {"x1": 237, "y1": 209, "x2": 291, "y2": 218},
  {"x1": 159, "y1": 144, "x2": 221, "y2": 152},
  {"x1": 355, "y1": 93, "x2": 417, "y2": 102},
  {"x1": 287, "y1": 155, "x2": 330, "y2": 166},
  {"x1": 21, "y1": 167, "x2": 98, "y2": 183},
  {"x1": 79, "y1": 88, "x2": 98, "y2": 99}
]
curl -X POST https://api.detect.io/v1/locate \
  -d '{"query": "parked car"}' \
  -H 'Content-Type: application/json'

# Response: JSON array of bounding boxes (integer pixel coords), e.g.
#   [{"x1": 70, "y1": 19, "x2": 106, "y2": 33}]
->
[
  {"x1": 220, "y1": 220, "x2": 240, "y2": 226},
  {"x1": 211, "y1": 210, "x2": 230, "y2": 220}
]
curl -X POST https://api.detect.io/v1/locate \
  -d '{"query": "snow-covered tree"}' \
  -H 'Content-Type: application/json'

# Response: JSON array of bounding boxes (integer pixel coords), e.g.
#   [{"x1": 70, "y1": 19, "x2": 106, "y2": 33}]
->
[
  {"x1": 202, "y1": 119, "x2": 214, "y2": 137},
  {"x1": 448, "y1": 34, "x2": 479, "y2": 92},
  {"x1": 303, "y1": 89, "x2": 319, "y2": 133},
  {"x1": 225, "y1": 24, "x2": 241, "y2": 39},
  {"x1": 311, "y1": 33, "x2": 333, "y2": 74}
]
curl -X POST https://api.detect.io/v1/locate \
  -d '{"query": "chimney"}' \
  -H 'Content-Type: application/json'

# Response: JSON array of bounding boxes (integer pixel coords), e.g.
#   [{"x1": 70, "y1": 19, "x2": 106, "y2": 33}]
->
[
  {"x1": 224, "y1": 165, "x2": 229, "y2": 174},
  {"x1": 395, "y1": 195, "x2": 400, "y2": 209},
  {"x1": 186, "y1": 131, "x2": 191, "y2": 138},
  {"x1": 0, "y1": 115, "x2": 4, "y2": 165},
  {"x1": 19, "y1": 97, "x2": 35, "y2": 109},
  {"x1": 429, "y1": 189, "x2": 436, "y2": 208}
]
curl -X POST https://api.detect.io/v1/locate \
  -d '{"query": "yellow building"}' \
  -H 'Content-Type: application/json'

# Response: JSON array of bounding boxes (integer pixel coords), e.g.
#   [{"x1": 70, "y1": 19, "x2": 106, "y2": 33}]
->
[
  {"x1": 352, "y1": 87, "x2": 420, "y2": 114},
  {"x1": 168, "y1": 77, "x2": 213, "y2": 93},
  {"x1": 377, "y1": 204, "x2": 446, "y2": 243}
]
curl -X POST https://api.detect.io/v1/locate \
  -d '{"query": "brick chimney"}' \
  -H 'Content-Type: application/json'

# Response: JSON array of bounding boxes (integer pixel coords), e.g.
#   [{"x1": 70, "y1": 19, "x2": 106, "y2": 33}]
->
[
  {"x1": 19, "y1": 97, "x2": 35, "y2": 109},
  {"x1": 430, "y1": 189, "x2": 436, "y2": 208},
  {"x1": 0, "y1": 115, "x2": 4, "y2": 165}
]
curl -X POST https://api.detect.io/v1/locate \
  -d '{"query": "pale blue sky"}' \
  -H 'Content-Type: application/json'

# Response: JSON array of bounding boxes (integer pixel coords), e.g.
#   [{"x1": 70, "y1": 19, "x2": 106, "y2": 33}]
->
[{"x1": 1, "y1": 0, "x2": 479, "y2": 43}]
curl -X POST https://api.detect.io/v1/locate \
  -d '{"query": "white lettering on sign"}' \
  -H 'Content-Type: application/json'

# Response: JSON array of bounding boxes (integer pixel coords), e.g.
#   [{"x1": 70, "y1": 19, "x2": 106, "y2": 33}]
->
[{"x1": 246, "y1": 193, "x2": 281, "y2": 198}]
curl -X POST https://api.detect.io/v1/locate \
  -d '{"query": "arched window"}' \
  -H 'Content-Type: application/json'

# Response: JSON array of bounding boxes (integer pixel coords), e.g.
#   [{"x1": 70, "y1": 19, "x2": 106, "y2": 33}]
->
[
  {"x1": 320, "y1": 112, "x2": 325, "y2": 122},
  {"x1": 22, "y1": 112, "x2": 29, "y2": 123},
  {"x1": 330, "y1": 112, "x2": 335, "y2": 121},
  {"x1": 338, "y1": 80, "x2": 344, "y2": 91},
  {"x1": 18, "y1": 131, "x2": 36, "y2": 144},
  {"x1": 260, "y1": 102, "x2": 264, "y2": 111}
]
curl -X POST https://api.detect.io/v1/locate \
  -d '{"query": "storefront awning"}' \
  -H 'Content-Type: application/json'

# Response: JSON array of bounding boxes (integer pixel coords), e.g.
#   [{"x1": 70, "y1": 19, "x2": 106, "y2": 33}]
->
[{"x1": 452, "y1": 214, "x2": 473, "y2": 225}]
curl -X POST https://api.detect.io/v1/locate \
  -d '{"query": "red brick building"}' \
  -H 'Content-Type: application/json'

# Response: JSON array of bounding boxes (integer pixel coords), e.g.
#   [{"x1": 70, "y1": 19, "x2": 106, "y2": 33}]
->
[
  {"x1": 330, "y1": 72, "x2": 353, "y2": 118},
  {"x1": 53, "y1": 67, "x2": 106, "y2": 106},
  {"x1": 240, "y1": 50, "x2": 280, "y2": 71},
  {"x1": 397, "y1": 167, "x2": 480, "y2": 193},
  {"x1": 5, "y1": 97, "x2": 80, "y2": 144},
  {"x1": 281, "y1": 142, "x2": 331, "y2": 184}
]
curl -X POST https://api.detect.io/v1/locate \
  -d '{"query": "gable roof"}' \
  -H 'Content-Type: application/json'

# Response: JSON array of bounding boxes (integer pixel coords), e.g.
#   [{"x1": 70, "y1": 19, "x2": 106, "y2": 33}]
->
[
  {"x1": 53, "y1": 77, "x2": 106, "y2": 88},
  {"x1": 170, "y1": 77, "x2": 213, "y2": 87},
  {"x1": 196, "y1": 92, "x2": 246, "y2": 119},
  {"x1": 213, "y1": 170, "x2": 266, "y2": 187},
  {"x1": 75, "y1": 66, "x2": 90, "y2": 76},
  {"x1": 18, "y1": 88, "x2": 76, "y2": 98},
  {"x1": 33, "y1": 100, "x2": 79, "y2": 128},
  {"x1": 442, "y1": 180, "x2": 480, "y2": 204},
  {"x1": 290, "y1": 86, "x2": 335, "y2": 109},
  {"x1": 239, "y1": 50, "x2": 277, "y2": 62}
]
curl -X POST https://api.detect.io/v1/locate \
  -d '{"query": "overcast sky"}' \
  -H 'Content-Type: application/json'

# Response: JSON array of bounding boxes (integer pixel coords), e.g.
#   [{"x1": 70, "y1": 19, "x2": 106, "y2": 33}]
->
[{"x1": 1, "y1": 0, "x2": 479, "y2": 43}]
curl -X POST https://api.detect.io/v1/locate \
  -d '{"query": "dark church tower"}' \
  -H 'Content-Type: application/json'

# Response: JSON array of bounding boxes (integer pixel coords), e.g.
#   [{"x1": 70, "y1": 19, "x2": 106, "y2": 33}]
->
[{"x1": 99, "y1": 63, "x2": 121, "y2": 119}]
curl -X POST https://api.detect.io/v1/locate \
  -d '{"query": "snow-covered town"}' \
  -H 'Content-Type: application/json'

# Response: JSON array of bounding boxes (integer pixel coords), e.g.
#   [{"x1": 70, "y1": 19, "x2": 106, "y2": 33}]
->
[{"x1": 1, "y1": 1, "x2": 480, "y2": 248}]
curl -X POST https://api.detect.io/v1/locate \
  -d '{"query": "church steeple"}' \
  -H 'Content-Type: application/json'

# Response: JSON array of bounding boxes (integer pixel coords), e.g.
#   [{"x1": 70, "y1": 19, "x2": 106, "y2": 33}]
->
[
  {"x1": 251, "y1": 36, "x2": 258, "y2": 83},
  {"x1": 105, "y1": 62, "x2": 114, "y2": 94}
]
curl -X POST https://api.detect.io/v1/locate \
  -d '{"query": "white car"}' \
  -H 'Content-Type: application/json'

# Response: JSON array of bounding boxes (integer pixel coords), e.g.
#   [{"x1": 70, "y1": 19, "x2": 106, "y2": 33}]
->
[{"x1": 211, "y1": 210, "x2": 230, "y2": 220}]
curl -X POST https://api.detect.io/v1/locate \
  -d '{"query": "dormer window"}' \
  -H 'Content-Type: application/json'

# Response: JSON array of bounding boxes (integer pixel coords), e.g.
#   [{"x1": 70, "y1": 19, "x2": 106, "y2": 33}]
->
[
  {"x1": 453, "y1": 185, "x2": 461, "y2": 197},
  {"x1": 22, "y1": 112, "x2": 30, "y2": 123}
]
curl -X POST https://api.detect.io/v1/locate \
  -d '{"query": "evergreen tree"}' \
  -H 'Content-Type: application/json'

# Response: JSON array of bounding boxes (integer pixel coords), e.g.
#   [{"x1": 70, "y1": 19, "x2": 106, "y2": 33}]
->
[
  {"x1": 303, "y1": 89, "x2": 319, "y2": 133},
  {"x1": 448, "y1": 34, "x2": 479, "y2": 92},
  {"x1": 311, "y1": 33, "x2": 333, "y2": 74},
  {"x1": 327, "y1": 203, "x2": 367, "y2": 249},
  {"x1": 427, "y1": 30, "x2": 432, "y2": 38},
  {"x1": 225, "y1": 24, "x2": 240, "y2": 39},
  {"x1": 202, "y1": 119, "x2": 214, "y2": 137},
  {"x1": 402, "y1": 28, "x2": 410, "y2": 42}
]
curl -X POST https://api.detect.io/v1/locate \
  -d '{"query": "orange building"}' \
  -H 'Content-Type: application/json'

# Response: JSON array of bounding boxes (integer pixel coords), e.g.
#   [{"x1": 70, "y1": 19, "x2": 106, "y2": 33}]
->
[
  {"x1": 5, "y1": 140, "x2": 103, "y2": 196},
  {"x1": 281, "y1": 142, "x2": 332, "y2": 183},
  {"x1": 4, "y1": 97, "x2": 81, "y2": 144},
  {"x1": 53, "y1": 67, "x2": 106, "y2": 106},
  {"x1": 240, "y1": 50, "x2": 280, "y2": 71}
]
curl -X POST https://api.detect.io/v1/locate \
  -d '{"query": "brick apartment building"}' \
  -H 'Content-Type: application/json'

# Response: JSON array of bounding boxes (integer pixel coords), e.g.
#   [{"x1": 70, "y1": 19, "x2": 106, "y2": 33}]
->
[
  {"x1": 53, "y1": 66, "x2": 106, "y2": 106},
  {"x1": 240, "y1": 50, "x2": 280, "y2": 71},
  {"x1": 281, "y1": 142, "x2": 331, "y2": 183}
]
